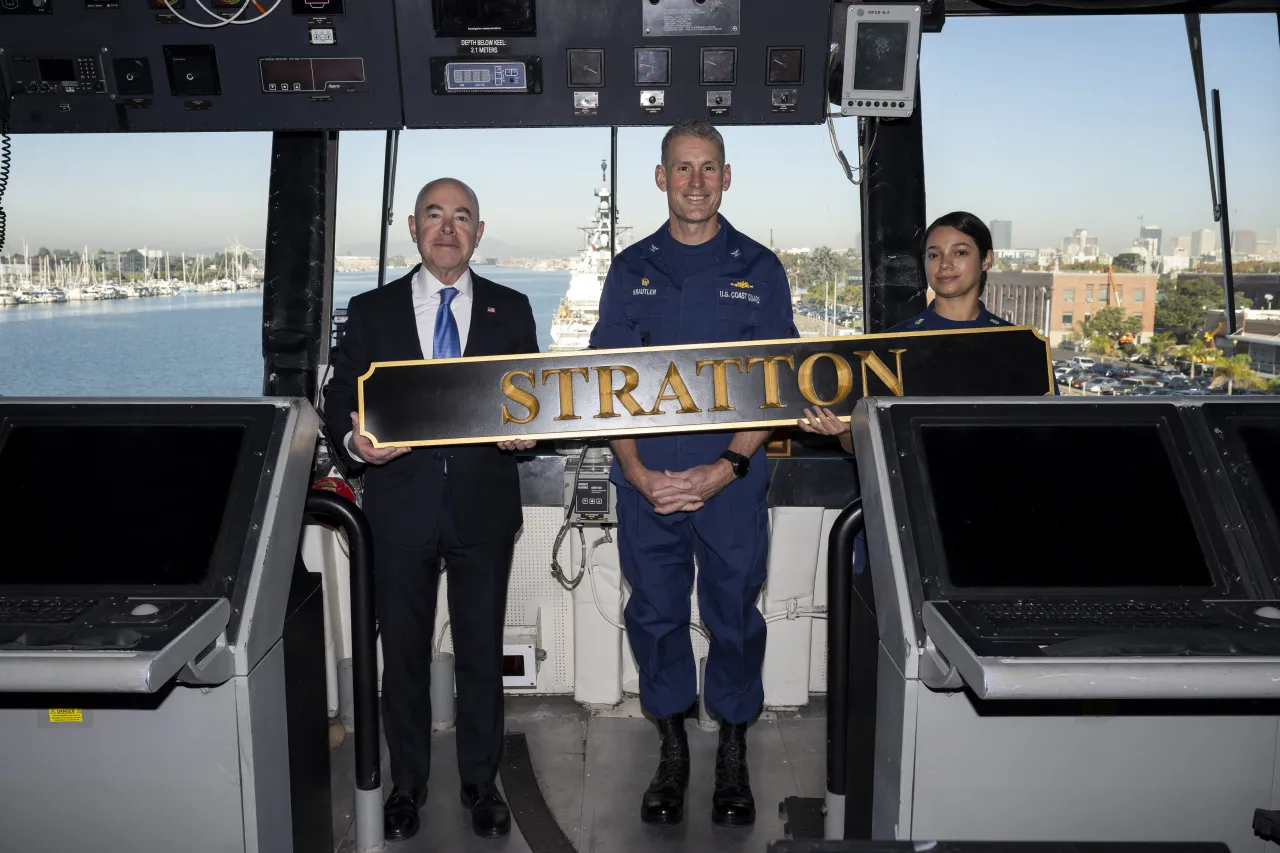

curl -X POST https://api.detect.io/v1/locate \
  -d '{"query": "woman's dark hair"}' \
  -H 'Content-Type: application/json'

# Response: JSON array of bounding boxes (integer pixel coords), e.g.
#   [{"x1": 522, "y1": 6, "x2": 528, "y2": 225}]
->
[{"x1": 924, "y1": 211, "x2": 993, "y2": 295}]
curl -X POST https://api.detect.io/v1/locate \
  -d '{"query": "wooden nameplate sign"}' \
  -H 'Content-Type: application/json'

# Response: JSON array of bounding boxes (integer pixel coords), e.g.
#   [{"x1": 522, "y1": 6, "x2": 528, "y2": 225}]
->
[{"x1": 357, "y1": 326, "x2": 1054, "y2": 448}]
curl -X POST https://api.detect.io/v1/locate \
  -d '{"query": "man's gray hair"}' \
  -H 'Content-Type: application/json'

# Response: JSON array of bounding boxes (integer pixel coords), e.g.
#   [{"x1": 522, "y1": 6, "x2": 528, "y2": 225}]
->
[
  {"x1": 414, "y1": 178, "x2": 480, "y2": 221},
  {"x1": 660, "y1": 119, "x2": 725, "y2": 168}
]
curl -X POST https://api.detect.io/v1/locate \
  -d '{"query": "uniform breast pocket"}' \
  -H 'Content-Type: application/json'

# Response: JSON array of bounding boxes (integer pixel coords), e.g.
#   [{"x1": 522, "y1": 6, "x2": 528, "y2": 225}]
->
[
  {"x1": 623, "y1": 291, "x2": 667, "y2": 344},
  {"x1": 715, "y1": 294, "x2": 761, "y2": 338}
]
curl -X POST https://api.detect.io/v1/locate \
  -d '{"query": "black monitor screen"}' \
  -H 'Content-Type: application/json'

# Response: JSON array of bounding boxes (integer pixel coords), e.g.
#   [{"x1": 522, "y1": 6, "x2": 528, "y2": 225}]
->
[
  {"x1": 1239, "y1": 425, "x2": 1280, "y2": 522},
  {"x1": 853, "y1": 22, "x2": 909, "y2": 91},
  {"x1": 0, "y1": 424, "x2": 245, "y2": 586},
  {"x1": 433, "y1": 0, "x2": 536, "y2": 37},
  {"x1": 920, "y1": 423, "x2": 1215, "y2": 588}
]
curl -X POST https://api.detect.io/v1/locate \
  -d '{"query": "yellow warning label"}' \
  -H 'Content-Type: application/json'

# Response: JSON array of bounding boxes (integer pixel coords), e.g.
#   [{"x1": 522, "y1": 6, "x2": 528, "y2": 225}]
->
[{"x1": 48, "y1": 709, "x2": 83, "y2": 723}]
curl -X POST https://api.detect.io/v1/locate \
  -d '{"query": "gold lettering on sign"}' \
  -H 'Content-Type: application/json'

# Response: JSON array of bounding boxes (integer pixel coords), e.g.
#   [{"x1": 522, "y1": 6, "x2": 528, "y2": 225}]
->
[
  {"x1": 746, "y1": 356, "x2": 795, "y2": 409},
  {"x1": 541, "y1": 367, "x2": 590, "y2": 421},
  {"x1": 797, "y1": 352, "x2": 854, "y2": 407},
  {"x1": 500, "y1": 370, "x2": 539, "y2": 424},
  {"x1": 853, "y1": 349, "x2": 908, "y2": 396},
  {"x1": 649, "y1": 362, "x2": 703, "y2": 415},
  {"x1": 594, "y1": 365, "x2": 648, "y2": 418},
  {"x1": 695, "y1": 358, "x2": 746, "y2": 412}
]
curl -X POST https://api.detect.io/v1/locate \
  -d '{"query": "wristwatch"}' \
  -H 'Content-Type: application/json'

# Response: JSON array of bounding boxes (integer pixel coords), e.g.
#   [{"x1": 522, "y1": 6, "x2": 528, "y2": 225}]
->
[{"x1": 719, "y1": 450, "x2": 750, "y2": 479}]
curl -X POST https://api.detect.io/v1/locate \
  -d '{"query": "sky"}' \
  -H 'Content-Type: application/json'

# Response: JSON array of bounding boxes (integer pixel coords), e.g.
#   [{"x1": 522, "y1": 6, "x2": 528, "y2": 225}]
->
[{"x1": 1, "y1": 12, "x2": 1276, "y2": 260}]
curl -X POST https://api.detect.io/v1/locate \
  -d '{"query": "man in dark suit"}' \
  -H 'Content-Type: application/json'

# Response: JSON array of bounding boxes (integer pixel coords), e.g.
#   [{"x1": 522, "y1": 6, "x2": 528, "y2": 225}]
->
[{"x1": 323, "y1": 178, "x2": 538, "y2": 843}]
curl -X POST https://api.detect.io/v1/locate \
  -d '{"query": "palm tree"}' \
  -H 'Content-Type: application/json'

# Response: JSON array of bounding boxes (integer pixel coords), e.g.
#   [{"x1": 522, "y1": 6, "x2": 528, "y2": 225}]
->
[
  {"x1": 1147, "y1": 332, "x2": 1177, "y2": 366},
  {"x1": 1180, "y1": 338, "x2": 1210, "y2": 378},
  {"x1": 1210, "y1": 353, "x2": 1261, "y2": 395}
]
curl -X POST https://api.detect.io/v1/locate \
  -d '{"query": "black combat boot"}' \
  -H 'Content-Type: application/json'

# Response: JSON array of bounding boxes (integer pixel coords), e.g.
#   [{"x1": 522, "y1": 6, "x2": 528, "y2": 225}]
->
[
  {"x1": 711, "y1": 722, "x2": 754, "y2": 826},
  {"x1": 640, "y1": 713, "x2": 690, "y2": 826}
]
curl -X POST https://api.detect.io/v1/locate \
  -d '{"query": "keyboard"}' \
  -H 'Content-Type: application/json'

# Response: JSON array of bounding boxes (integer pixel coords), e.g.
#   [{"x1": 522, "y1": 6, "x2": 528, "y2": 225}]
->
[
  {"x1": 0, "y1": 597, "x2": 99, "y2": 625},
  {"x1": 961, "y1": 600, "x2": 1220, "y2": 633}
]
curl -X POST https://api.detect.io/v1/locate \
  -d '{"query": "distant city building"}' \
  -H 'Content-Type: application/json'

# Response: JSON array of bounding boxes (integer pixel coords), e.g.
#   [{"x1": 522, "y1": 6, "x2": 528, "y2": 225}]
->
[
  {"x1": 1170, "y1": 234, "x2": 1191, "y2": 255},
  {"x1": 1234, "y1": 229, "x2": 1258, "y2": 255},
  {"x1": 983, "y1": 270, "x2": 1158, "y2": 347},
  {"x1": 989, "y1": 220, "x2": 1013, "y2": 251},
  {"x1": 1061, "y1": 229, "x2": 1100, "y2": 261},
  {"x1": 1191, "y1": 228, "x2": 1217, "y2": 259},
  {"x1": 1140, "y1": 225, "x2": 1163, "y2": 253}
]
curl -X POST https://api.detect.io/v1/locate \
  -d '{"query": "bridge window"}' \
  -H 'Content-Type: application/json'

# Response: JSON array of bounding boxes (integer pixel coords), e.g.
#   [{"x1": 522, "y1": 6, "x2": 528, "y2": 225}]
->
[{"x1": 0, "y1": 132, "x2": 273, "y2": 397}]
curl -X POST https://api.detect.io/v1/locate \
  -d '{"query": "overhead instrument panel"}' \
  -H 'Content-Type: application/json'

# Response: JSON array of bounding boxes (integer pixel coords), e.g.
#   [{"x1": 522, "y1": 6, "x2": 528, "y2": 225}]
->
[
  {"x1": 0, "y1": 0, "x2": 401, "y2": 133},
  {"x1": 394, "y1": 0, "x2": 833, "y2": 128}
]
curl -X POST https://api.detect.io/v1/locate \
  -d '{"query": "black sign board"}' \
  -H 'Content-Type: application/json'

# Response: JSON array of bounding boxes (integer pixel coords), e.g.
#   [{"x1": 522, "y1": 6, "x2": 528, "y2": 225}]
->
[{"x1": 357, "y1": 326, "x2": 1054, "y2": 447}]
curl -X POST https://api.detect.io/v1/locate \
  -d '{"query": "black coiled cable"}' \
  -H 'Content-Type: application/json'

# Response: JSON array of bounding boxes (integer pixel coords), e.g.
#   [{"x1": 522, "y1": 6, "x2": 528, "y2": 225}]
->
[{"x1": 0, "y1": 115, "x2": 10, "y2": 254}]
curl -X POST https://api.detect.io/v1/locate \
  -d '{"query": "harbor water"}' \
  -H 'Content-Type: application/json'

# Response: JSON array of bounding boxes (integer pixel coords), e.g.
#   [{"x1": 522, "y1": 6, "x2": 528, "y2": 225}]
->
[{"x1": 0, "y1": 267, "x2": 572, "y2": 398}]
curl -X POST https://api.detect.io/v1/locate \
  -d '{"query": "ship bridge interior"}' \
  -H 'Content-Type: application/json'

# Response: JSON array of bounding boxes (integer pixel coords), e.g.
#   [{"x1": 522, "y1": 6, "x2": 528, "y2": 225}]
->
[{"x1": 2, "y1": 2, "x2": 1280, "y2": 853}]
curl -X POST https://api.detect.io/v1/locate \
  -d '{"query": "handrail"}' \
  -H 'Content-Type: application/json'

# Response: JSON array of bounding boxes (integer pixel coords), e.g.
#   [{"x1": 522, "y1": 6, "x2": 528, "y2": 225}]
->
[
  {"x1": 825, "y1": 496, "x2": 864, "y2": 839},
  {"x1": 305, "y1": 490, "x2": 383, "y2": 852}
]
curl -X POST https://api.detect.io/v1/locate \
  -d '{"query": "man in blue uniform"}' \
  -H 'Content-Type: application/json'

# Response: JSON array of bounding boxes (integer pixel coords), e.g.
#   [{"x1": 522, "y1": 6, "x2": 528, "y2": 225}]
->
[{"x1": 588, "y1": 119, "x2": 798, "y2": 829}]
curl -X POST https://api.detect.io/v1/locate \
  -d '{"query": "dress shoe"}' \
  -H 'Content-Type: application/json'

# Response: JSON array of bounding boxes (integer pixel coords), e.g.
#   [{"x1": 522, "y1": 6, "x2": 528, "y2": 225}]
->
[
  {"x1": 641, "y1": 713, "x2": 690, "y2": 826},
  {"x1": 712, "y1": 722, "x2": 755, "y2": 827},
  {"x1": 383, "y1": 785, "x2": 428, "y2": 842},
  {"x1": 461, "y1": 782, "x2": 511, "y2": 838}
]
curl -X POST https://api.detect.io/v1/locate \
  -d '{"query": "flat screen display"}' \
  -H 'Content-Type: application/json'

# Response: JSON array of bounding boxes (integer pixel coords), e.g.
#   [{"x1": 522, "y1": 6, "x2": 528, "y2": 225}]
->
[
  {"x1": 853, "y1": 22, "x2": 909, "y2": 91},
  {"x1": 0, "y1": 424, "x2": 245, "y2": 586},
  {"x1": 919, "y1": 423, "x2": 1214, "y2": 588},
  {"x1": 433, "y1": 0, "x2": 535, "y2": 37},
  {"x1": 1239, "y1": 425, "x2": 1280, "y2": 523}
]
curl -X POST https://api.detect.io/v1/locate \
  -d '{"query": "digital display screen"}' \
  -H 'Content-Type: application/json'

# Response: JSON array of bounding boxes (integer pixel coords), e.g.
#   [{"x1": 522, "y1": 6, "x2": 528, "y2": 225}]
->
[
  {"x1": 853, "y1": 21, "x2": 909, "y2": 91},
  {"x1": 1239, "y1": 425, "x2": 1280, "y2": 524},
  {"x1": 38, "y1": 59, "x2": 77, "y2": 83},
  {"x1": 919, "y1": 423, "x2": 1214, "y2": 588},
  {"x1": 445, "y1": 61, "x2": 527, "y2": 91},
  {"x1": 433, "y1": 0, "x2": 536, "y2": 37},
  {"x1": 0, "y1": 424, "x2": 245, "y2": 586},
  {"x1": 260, "y1": 57, "x2": 367, "y2": 93}
]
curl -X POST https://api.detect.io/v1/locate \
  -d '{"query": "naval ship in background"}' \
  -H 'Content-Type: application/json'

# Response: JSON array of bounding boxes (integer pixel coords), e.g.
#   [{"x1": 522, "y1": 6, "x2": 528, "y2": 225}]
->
[{"x1": 548, "y1": 161, "x2": 631, "y2": 352}]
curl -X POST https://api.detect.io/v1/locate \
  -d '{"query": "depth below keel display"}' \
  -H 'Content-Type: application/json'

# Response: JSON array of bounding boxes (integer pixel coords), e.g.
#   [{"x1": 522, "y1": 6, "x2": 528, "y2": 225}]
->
[{"x1": 445, "y1": 60, "x2": 528, "y2": 91}]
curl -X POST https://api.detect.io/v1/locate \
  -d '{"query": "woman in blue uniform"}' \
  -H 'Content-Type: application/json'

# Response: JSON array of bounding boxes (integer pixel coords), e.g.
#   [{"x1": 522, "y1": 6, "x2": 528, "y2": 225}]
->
[{"x1": 798, "y1": 211, "x2": 1022, "y2": 572}]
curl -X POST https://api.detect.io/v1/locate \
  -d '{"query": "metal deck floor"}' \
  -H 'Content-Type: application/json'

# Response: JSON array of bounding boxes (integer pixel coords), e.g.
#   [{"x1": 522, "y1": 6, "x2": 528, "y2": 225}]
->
[{"x1": 331, "y1": 696, "x2": 827, "y2": 852}]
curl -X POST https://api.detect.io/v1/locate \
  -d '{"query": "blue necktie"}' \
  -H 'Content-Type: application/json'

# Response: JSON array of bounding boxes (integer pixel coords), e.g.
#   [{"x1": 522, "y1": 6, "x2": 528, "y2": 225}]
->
[
  {"x1": 433, "y1": 286, "x2": 461, "y2": 359},
  {"x1": 433, "y1": 287, "x2": 461, "y2": 474}
]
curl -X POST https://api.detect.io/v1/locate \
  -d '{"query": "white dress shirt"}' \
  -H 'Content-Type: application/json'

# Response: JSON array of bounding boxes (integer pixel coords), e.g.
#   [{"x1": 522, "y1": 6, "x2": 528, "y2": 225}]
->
[
  {"x1": 345, "y1": 265, "x2": 474, "y2": 458},
  {"x1": 412, "y1": 264, "x2": 473, "y2": 358}
]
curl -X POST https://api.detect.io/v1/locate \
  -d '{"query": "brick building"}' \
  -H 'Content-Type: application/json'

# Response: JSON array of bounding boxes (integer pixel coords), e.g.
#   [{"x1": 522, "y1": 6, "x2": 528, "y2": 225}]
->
[{"x1": 977, "y1": 271, "x2": 1158, "y2": 347}]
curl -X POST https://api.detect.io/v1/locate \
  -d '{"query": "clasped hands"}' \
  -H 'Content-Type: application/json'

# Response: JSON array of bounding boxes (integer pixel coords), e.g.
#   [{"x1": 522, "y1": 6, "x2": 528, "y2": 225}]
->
[
  {"x1": 346, "y1": 411, "x2": 535, "y2": 466},
  {"x1": 629, "y1": 461, "x2": 735, "y2": 515}
]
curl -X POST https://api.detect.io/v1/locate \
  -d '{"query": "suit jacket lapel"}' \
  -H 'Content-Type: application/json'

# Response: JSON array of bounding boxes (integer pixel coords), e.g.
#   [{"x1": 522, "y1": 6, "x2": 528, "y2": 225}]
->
[
  {"x1": 463, "y1": 274, "x2": 494, "y2": 358},
  {"x1": 390, "y1": 270, "x2": 424, "y2": 360}
]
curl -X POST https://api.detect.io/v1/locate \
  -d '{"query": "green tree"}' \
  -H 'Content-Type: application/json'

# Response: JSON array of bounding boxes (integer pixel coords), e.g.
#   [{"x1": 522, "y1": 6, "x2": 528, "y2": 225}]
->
[
  {"x1": 1112, "y1": 253, "x2": 1143, "y2": 273},
  {"x1": 1210, "y1": 353, "x2": 1261, "y2": 395},
  {"x1": 1081, "y1": 305, "x2": 1141, "y2": 342}
]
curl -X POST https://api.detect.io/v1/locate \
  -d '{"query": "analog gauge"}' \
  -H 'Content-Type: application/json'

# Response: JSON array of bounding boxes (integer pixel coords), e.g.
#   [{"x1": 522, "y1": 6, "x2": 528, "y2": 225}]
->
[
  {"x1": 634, "y1": 47, "x2": 670, "y2": 86},
  {"x1": 700, "y1": 48, "x2": 736, "y2": 85},
  {"x1": 767, "y1": 48, "x2": 804, "y2": 85},
  {"x1": 567, "y1": 49, "x2": 604, "y2": 88}
]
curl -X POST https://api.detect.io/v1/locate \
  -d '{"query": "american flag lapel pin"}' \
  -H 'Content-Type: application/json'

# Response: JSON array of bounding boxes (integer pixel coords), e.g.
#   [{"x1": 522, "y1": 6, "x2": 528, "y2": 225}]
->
[{"x1": 488, "y1": 306, "x2": 496, "y2": 313}]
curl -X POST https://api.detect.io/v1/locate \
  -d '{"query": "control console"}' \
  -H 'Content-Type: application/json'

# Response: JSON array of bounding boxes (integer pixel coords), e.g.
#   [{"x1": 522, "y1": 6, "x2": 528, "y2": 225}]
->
[{"x1": 0, "y1": 0, "x2": 401, "y2": 132}]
